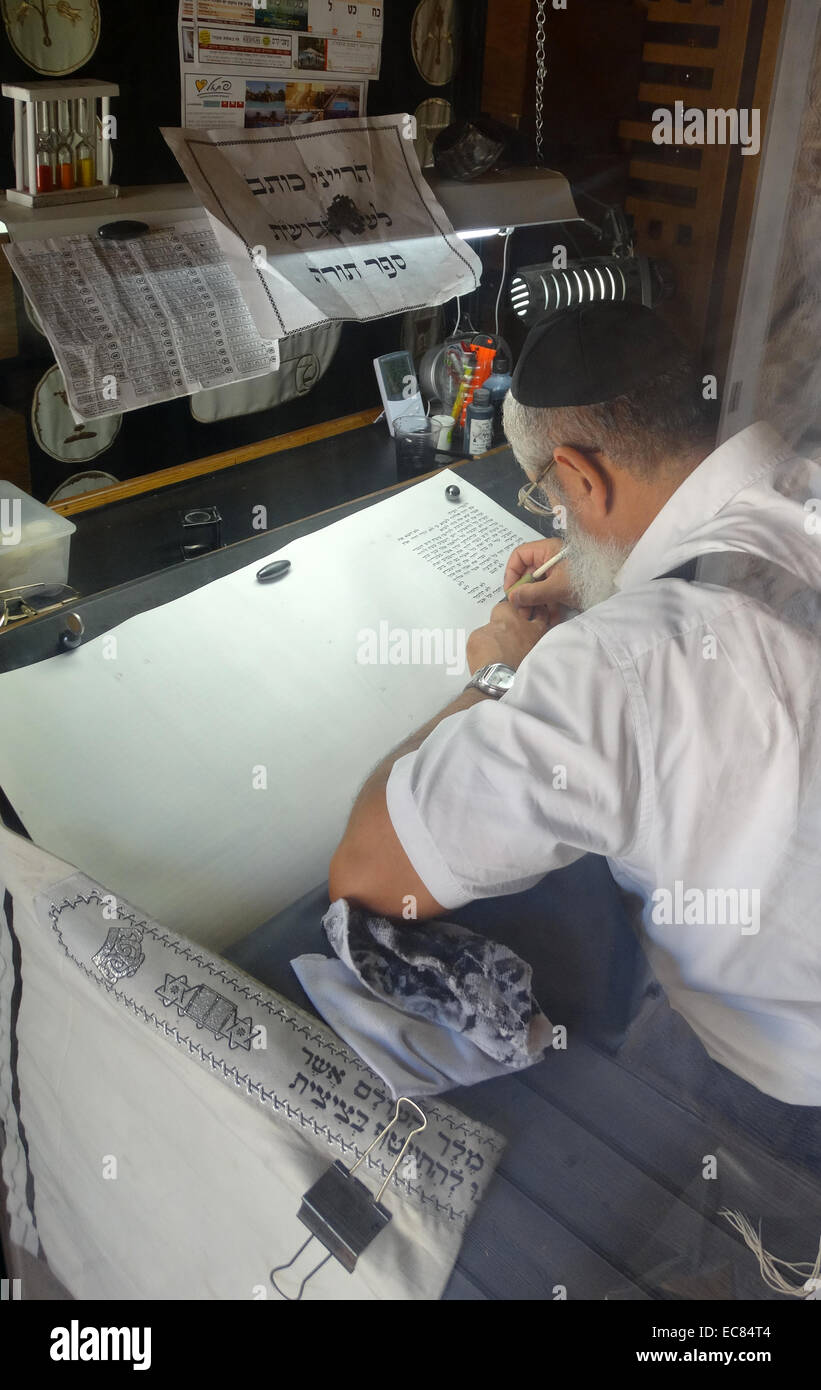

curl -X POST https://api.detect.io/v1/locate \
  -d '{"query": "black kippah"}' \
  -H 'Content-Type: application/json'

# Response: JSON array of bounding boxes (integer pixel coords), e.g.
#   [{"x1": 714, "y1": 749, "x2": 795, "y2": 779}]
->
[{"x1": 510, "y1": 303, "x2": 687, "y2": 408}]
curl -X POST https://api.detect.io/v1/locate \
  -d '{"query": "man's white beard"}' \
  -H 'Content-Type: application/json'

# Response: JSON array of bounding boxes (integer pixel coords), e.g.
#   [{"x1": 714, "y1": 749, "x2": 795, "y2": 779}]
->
[{"x1": 560, "y1": 512, "x2": 633, "y2": 612}]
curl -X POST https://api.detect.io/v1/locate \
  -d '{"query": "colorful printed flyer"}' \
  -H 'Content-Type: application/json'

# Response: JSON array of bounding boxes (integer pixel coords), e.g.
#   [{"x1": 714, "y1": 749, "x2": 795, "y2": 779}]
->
[{"x1": 179, "y1": 0, "x2": 379, "y2": 129}]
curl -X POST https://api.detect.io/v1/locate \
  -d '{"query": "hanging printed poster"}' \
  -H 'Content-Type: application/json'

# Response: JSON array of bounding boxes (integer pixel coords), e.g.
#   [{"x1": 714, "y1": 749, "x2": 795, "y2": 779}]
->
[
  {"x1": 178, "y1": 0, "x2": 380, "y2": 129},
  {"x1": 162, "y1": 115, "x2": 482, "y2": 340}
]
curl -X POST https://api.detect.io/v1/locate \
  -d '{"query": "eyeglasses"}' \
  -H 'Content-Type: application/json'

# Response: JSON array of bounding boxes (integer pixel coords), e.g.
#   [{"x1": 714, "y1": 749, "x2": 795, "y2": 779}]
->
[
  {"x1": 516, "y1": 446, "x2": 602, "y2": 517},
  {"x1": 517, "y1": 459, "x2": 557, "y2": 517},
  {"x1": 0, "y1": 582, "x2": 78, "y2": 631}
]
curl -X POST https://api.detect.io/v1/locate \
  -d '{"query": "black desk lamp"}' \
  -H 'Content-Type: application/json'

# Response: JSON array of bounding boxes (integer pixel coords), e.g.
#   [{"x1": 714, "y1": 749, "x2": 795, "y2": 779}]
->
[{"x1": 510, "y1": 205, "x2": 675, "y2": 324}]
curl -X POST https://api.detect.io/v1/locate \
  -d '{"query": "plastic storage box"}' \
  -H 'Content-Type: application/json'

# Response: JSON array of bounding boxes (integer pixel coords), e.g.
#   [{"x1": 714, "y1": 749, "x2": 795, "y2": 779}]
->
[{"x1": 0, "y1": 481, "x2": 76, "y2": 589}]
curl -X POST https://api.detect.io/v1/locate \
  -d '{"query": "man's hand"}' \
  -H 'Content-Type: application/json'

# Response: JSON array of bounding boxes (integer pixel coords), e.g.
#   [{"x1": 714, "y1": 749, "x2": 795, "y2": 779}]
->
[
  {"x1": 504, "y1": 538, "x2": 576, "y2": 622},
  {"x1": 467, "y1": 597, "x2": 550, "y2": 675}
]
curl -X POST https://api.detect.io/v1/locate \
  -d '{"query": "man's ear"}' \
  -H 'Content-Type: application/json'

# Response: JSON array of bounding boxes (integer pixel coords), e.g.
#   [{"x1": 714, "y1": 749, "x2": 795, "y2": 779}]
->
[{"x1": 553, "y1": 445, "x2": 612, "y2": 518}]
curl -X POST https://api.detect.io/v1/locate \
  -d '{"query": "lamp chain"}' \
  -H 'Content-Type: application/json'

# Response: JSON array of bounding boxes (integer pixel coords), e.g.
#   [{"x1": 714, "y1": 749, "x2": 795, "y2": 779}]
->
[{"x1": 535, "y1": 0, "x2": 547, "y2": 165}]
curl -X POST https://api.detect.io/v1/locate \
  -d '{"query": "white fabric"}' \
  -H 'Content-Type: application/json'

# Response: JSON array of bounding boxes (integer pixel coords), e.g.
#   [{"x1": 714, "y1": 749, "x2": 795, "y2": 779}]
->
[
  {"x1": 190, "y1": 321, "x2": 342, "y2": 421},
  {"x1": 387, "y1": 422, "x2": 821, "y2": 1106},
  {"x1": 0, "y1": 822, "x2": 503, "y2": 1300},
  {"x1": 292, "y1": 955, "x2": 514, "y2": 1097}
]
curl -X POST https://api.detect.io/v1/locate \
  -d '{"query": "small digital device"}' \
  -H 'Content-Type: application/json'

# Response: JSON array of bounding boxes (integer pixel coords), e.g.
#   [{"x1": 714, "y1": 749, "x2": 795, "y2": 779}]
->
[{"x1": 373, "y1": 351, "x2": 426, "y2": 436}]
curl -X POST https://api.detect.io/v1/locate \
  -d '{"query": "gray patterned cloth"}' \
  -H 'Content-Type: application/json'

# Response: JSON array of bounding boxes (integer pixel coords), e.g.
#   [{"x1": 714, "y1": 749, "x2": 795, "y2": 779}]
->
[
  {"x1": 323, "y1": 900, "x2": 551, "y2": 1067},
  {"x1": 289, "y1": 900, "x2": 554, "y2": 1096}
]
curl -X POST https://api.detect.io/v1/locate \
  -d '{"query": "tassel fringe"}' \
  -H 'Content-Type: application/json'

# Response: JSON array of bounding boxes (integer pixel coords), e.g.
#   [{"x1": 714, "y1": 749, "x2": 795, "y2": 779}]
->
[{"x1": 720, "y1": 1208, "x2": 821, "y2": 1298}]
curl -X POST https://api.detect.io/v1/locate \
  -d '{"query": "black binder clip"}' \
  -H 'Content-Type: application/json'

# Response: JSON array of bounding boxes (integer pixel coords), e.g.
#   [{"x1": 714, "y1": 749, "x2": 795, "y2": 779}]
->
[{"x1": 270, "y1": 1096, "x2": 427, "y2": 1300}]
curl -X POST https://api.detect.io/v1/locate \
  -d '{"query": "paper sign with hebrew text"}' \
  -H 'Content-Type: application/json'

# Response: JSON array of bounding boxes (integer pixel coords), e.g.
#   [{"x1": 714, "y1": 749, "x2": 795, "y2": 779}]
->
[{"x1": 163, "y1": 114, "x2": 482, "y2": 338}]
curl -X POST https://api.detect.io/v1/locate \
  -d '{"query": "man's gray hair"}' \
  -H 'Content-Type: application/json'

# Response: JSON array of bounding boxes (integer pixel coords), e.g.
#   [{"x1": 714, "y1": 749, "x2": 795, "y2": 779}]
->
[{"x1": 503, "y1": 355, "x2": 717, "y2": 481}]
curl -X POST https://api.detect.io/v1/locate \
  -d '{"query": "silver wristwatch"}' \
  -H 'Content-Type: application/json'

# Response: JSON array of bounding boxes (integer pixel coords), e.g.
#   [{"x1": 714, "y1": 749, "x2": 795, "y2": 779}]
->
[{"x1": 465, "y1": 662, "x2": 516, "y2": 699}]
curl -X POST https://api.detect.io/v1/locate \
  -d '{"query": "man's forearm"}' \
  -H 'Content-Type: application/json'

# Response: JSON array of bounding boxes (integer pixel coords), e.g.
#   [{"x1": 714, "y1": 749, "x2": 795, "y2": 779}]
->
[
  {"x1": 330, "y1": 588, "x2": 551, "y2": 911},
  {"x1": 356, "y1": 687, "x2": 487, "y2": 803},
  {"x1": 328, "y1": 687, "x2": 488, "y2": 913}
]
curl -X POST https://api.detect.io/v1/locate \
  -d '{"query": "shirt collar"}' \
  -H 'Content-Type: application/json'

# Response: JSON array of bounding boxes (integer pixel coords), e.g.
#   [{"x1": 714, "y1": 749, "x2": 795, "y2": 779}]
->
[{"x1": 613, "y1": 421, "x2": 796, "y2": 591}]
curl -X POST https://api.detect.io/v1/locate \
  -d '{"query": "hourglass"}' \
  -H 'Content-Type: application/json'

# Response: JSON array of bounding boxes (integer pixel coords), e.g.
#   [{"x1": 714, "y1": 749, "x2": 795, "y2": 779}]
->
[
  {"x1": 74, "y1": 96, "x2": 97, "y2": 189},
  {"x1": 34, "y1": 100, "x2": 57, "y2": 195},
  {"x1": 56, "y1": 98, "x2": 75, "y2": 191}
]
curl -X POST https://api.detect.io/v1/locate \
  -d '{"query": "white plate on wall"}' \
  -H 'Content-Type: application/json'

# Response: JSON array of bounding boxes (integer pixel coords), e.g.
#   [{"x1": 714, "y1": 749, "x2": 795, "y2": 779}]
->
[
  {"x1": 2, "y1": 0, "x2": 101, "y2": 77},
  {"x1": 47, "y1": 469, "x2": 118, "y2": 502},
  {"x1": 32, "y1": 364, "x2": 121, "y2": 463}
]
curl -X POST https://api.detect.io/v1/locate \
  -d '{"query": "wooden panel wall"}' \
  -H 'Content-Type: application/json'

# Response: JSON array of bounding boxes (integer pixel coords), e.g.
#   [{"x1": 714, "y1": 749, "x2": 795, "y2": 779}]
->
[
  {"x1": 481, "y1": 0, "x2": 645, "y2": 164},
  {"x1": 619, "y1": 0, "x2": 786, "y2": 366},
  {"x1": 481, "y1": 0, "x2": 533, "y2": 130},
  {"x1": 711, "y1": 0, "x2": 788, "y2": 378},
  {"x1": 481, "y1": 0, "x2": 787, "y2": 384}
]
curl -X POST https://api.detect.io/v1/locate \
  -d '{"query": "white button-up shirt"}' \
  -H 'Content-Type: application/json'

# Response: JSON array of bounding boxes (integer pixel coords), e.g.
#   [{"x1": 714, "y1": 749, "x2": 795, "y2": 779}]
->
[{"x1": 387, "y1": 422, "x2": 821, "y2": 1104}]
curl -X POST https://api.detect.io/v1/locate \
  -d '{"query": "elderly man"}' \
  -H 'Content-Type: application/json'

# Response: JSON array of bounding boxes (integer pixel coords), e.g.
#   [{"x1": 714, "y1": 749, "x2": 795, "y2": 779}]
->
[{"x1": 329, "y1": 302, "x2": 821, "y2": 1111}]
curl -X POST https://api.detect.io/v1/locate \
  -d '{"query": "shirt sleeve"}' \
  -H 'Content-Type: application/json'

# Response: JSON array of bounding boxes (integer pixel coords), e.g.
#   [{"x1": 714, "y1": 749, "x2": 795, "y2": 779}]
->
[{"x1": 385, "y1": 615, "x2": 648, "y2": 910}]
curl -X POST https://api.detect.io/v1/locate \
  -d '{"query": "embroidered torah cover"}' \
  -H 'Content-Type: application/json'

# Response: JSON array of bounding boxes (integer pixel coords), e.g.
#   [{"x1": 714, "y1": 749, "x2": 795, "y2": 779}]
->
[{"x1": 0, "y1": 823, "x2": 503, "y2": 1300}]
